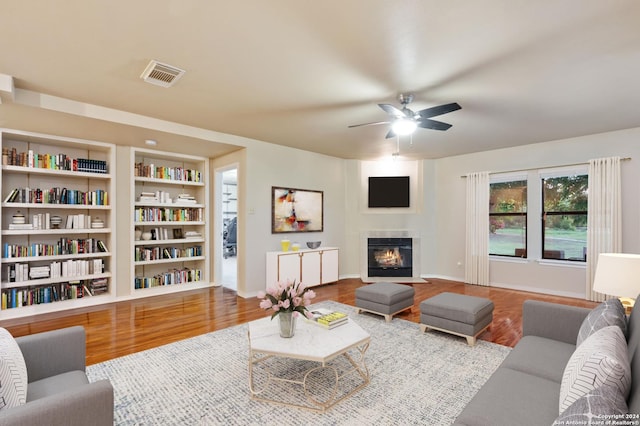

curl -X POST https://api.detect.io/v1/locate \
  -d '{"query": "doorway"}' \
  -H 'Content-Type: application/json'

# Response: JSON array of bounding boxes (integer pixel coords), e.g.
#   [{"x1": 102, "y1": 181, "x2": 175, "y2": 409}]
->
[{"x1": 218, "y1": 166, "x2": 238, "y2": 291}]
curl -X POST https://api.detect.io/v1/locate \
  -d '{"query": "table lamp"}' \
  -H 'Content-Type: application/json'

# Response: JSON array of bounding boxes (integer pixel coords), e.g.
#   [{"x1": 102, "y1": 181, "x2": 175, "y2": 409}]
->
[{"x1": 593, "y1": 253, "x2": 640, "y2": 313}]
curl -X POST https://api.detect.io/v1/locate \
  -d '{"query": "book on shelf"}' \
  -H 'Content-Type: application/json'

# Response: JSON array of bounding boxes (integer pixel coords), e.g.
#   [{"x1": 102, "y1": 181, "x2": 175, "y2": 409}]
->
[
  {"x1": 305, "y1": 308, "x2": 349, "y2": 329},
  {"x1": 138, "y1": 191, "x2": 157, "y2": 199},
  {"x1": 174, "y1": 193, "x2": 197, "y2": 204},
  {"x1": 96, "y1": 240, "x2": 108, "y2": 252},
  {"x1": 4, "y1": 188, "x2": 19, "y2": 203},
  {"x1": 8, "y1": 223, "x2": 34, "y2": 230}
]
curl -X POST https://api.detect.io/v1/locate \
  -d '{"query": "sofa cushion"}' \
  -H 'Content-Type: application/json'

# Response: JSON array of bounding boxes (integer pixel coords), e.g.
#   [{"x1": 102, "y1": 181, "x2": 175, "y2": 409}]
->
[
  {"x1": 553, "y1": 386, "x2": 628, "y2": 425},
  {"x1": 26, "y1": 370, "x2": 89, "y2": 402},
  {"x1": 0, "y1": 327, "x2": 28, "y2": 410},
  {"x1": 576, "y1": 298, "x2": 627, "y2": 347},
  {"x1": 559, "y1": 325, "x2": 631, "y2": 414},
  {"x1": 501, "y1": 335, "x2": 575, "y2": 383},
  {"x1": 454, "y1": 367, "x2": 561, "y2": 426}
]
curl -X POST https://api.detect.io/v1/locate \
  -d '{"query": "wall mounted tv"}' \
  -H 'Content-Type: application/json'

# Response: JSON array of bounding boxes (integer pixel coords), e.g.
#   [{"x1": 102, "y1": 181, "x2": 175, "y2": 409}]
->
[{"x1": 368, "y1": 176, "x2": 410, "y2": 208}]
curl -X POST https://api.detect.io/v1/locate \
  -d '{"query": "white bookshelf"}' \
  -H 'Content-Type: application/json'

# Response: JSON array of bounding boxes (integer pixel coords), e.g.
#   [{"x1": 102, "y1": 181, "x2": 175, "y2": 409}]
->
[
  {"x1": 129, "y1": 147, "x2": 210, "y2": 296},
  {"x1": 0, "y1": 129, "x2": 116, "y2": 319}
]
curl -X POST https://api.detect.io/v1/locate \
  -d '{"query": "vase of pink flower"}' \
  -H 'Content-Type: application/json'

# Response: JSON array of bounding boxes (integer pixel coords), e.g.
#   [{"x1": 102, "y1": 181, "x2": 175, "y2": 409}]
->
[{"x1": 257, "y1": 279, "x2": 316, "y2": 338}]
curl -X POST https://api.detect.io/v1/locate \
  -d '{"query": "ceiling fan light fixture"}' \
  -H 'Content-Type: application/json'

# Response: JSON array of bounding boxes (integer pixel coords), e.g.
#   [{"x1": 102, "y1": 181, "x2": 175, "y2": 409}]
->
[{"x1": 391, "y1": 118, "x2": 417, "y2": 135}]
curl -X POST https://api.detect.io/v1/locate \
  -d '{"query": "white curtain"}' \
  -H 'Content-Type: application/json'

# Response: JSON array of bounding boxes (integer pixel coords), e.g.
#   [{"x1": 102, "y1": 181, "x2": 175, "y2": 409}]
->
[
  {"x1": 465, "y1": 172, "x2": 490, "y2": 286},
  {"x1": 586, "y1": 157, "x2": 621, "y2": 301}
]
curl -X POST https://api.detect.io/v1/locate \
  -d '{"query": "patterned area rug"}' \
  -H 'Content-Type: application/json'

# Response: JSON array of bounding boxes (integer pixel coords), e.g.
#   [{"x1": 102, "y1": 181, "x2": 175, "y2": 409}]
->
[{"x1": 87, "y1": 301, "x2": 511, "y2": 425}]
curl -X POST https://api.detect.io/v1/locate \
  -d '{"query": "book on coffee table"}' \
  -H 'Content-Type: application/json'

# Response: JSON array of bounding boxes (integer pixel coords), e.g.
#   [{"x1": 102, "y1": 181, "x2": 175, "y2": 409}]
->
[{"x1": 306, "y1": 308, "x2": 349, "y2": 329}]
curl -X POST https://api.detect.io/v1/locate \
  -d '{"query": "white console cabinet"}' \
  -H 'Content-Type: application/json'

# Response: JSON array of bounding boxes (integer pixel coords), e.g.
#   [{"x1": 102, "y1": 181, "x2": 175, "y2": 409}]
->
[{"x1": 266, "y1": 247, "x2": 338, "y2": 288}]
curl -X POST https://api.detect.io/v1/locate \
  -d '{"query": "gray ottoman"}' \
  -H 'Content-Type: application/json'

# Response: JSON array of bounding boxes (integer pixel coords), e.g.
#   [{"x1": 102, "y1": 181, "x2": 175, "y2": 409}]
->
[
  {"x1": 355, "y1": 282, "x2": 415, "y2": 322},
  {"x1": 419, "y1": 292, "x2": 494, "y2": 346}
]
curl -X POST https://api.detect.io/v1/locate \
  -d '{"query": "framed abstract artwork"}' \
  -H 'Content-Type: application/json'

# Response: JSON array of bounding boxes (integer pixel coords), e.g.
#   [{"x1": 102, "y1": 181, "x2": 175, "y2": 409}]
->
[{"x1": 272, "y1": 186, "x2": 323, "y2": 233}]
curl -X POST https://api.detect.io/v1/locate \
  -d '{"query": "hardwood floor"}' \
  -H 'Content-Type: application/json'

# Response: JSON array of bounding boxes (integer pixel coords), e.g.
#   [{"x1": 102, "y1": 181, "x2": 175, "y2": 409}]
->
[{"x1": 0, "y1": 278, "x2": 598, "y2": 366}]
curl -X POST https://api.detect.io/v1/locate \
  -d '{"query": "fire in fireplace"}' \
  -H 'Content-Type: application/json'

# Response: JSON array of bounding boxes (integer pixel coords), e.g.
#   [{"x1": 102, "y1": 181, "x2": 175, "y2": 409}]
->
[{"x1": 367, "y1": 237, "x2": 413, "y2": 277}]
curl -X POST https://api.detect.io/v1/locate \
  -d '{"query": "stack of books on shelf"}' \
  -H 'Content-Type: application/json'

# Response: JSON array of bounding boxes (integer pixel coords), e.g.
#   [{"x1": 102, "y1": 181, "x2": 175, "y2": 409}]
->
[
  {"x1": 8, "y1": 223, "x2": 34, "y2": 231},
  {"x1": 2, "y1": 148, "x2": 107, "y2": 174},
  {"x1": 28, "y1": 265, "x2": 50, "y2": 279},
  {"x1": 88, "y1": 278, "x2": 108, "y2": 295},
  {"x1": 4, "y1": 187, "x2": 108, "y2": 205},
  {"x1": 137, "y1": 190, "x2": 172, "y2": 204},
  {"x1": 184, "y1": 231, "x2": 202, "y2": 239},
  {"x1": 174, "y1": 193, "x2": 196, "y2": 204},
  {"x1": 305, "y1": 309, "x2": 349, "y2": 329},
  {"x1": 137, "y1": 191, "x2": 159, "y2": 203},
  {"x1": 134, "y1": 163, "x2": 202, "y2": 182},
  {"x1": 76, "y1": 158, "x2": 108, "y2": 174}
]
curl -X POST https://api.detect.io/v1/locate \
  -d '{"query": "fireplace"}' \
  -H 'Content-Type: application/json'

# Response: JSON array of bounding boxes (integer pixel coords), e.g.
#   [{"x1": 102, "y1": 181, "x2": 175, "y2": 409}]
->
[{"x1": 367, "y1": 237, "x2": 413, "y2": 278}]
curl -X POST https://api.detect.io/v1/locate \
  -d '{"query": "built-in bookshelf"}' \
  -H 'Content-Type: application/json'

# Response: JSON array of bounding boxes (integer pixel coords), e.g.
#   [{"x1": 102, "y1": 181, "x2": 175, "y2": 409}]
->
[
  {"x1": 129, "y1": 147, "x2": 210, "y2": 296},
  {"x1": 0, "y1": 129, "x2": 115, "y2": 319}
]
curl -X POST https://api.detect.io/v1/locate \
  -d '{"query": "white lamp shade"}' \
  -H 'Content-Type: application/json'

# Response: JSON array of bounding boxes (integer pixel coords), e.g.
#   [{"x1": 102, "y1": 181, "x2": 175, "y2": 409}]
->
[{"x1": 593, "y1": 253, "x2": 640, "y2": 298}]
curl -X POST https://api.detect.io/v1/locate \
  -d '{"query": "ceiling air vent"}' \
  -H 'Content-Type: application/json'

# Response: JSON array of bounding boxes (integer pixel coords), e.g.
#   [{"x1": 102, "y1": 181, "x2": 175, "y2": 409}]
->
[{"x1": 140, "y1": 60, "x2": 185, "y2": 88}]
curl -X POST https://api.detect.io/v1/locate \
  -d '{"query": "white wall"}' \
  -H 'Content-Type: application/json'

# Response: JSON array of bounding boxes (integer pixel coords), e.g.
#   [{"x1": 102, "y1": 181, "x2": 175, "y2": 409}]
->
[
  {"x1": 241, "y1": 142, "x2": 346, "y2": 298},
  {"x1": 342, "y1": 158, "x2": 437, "y2": 280},
  {"x1": 430, "y1": 127, "x2": 640, "y2": 298}
]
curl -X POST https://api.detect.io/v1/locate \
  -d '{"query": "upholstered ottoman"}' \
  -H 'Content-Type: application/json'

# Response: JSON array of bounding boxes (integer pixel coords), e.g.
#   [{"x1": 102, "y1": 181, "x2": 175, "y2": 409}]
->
[
  {"x1": 355, "y1": 282, "x2": 415, "y2": 322},
  {"x1": 419, "y1": 292, "x2": 494, "y2": 346}
]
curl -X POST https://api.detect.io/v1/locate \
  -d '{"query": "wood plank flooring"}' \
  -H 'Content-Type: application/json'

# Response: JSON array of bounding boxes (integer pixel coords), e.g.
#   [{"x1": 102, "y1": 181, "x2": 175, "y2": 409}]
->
[{"x1": 1, "y1": 278, "x2": 598, "y2": 366}]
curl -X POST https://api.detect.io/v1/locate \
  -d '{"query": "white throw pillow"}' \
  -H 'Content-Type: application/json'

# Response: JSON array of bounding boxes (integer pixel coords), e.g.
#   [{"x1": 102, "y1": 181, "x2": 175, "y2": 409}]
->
[
  {"x1": 554, "y1": 386, "x2": 628, "y2": 425},
  {"x1": 0, "y1": 328, "x2": 28, "y2": 410},
  {"x1": 559, "y1": 325, "x2": 631, "y2": 414}
]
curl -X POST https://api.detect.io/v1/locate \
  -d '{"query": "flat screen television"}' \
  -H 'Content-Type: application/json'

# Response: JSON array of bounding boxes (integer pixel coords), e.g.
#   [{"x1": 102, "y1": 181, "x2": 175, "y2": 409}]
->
[{"x1": 368, "y1": 176, "x2": 410, "y2": 208}]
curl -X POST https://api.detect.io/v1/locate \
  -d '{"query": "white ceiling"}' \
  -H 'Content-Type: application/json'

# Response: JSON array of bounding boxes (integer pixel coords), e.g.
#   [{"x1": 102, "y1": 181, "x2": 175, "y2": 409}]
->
[{"x1": 1, "y1": 1, "x2": 639, "y2": 160}]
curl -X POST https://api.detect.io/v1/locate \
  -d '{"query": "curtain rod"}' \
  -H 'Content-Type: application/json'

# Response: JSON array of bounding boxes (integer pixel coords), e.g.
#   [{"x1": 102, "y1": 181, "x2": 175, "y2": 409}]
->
[{"x1": 460, "y1": 157, "x2": 631, "y2": 178}]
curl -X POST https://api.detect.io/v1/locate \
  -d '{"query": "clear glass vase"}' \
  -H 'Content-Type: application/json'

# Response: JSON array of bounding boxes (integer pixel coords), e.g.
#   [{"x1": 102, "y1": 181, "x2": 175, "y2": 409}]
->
[{"x1": 278, "y1": 311, "x2": 296, "y2": 338}]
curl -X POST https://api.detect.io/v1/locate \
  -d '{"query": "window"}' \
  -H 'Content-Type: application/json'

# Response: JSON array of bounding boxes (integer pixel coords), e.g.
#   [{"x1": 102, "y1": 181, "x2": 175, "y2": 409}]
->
[
  {"x1": 489, "y1": 179, "x2": 527, "y2": 257},
  {"x1": 541, "y1": 174, "x2": 588, "y2": 261}
]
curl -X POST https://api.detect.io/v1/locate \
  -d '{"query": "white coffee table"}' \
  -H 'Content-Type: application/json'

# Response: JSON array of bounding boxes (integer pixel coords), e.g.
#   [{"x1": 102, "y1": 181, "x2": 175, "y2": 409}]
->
[{"x1": 248, "y1": 315, "x2": 371, "y2": 412}]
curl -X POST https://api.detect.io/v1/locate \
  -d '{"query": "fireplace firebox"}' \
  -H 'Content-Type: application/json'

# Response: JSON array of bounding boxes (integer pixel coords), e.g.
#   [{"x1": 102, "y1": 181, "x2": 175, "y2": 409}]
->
[{"x1": 367, "y1": 237, "x2": 413, "y2": 277}]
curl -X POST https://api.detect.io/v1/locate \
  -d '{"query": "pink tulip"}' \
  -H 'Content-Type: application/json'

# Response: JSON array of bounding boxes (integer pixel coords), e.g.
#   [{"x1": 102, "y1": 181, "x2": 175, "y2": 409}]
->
[
  {"x1": 259, "y1": 299, "x2": 272, "y2": 310},
  {"x1": 258, "y1": 279, "x2": 316, "y2": 316}
]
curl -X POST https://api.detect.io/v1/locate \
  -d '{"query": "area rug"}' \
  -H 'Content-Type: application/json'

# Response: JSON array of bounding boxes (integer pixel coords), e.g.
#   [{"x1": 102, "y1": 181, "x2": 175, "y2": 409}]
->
[{"x1": 87, "y1": 301, "x2": 511, "y2": 425}]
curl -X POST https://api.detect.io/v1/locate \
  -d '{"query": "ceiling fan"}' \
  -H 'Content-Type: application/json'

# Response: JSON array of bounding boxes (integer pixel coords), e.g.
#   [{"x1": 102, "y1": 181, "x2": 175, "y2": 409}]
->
[{"x1": 349, "y1": 93, "x2": 461, "y2": 139}]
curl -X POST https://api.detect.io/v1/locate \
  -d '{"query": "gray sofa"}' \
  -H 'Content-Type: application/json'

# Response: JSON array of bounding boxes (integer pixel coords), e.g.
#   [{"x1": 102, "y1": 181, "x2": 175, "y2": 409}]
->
[
  {"x1": 455, "y1": 299, "x2": 640, "y2": 425},
  {"x1": 0, "y1": 326, "x2": 113, "y2": 426}
]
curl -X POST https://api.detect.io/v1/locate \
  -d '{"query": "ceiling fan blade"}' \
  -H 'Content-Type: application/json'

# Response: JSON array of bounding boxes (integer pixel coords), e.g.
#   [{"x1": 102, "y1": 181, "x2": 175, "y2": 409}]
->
[
  {"x1": 385, "y1": 128, "x2": 397, "y2": 139},
  {"x1": 417, "y1": 118, "x2": 452, "y2": 131},
  {"x1": 378, "y1": 103, "x2": 406, "y2": 118},
  {"x1": 348, "y1": 120, "x2": 390, "y2": 128},
  {"x1": 417, "y1": 102, "x2": 461, "y2": 118}
]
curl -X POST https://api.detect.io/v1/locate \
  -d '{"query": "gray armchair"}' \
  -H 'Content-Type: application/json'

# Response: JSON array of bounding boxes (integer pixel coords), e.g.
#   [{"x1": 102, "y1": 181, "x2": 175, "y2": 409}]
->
[{"x1": 0, "y1": 326, "x2": 113, "y2": 426}]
